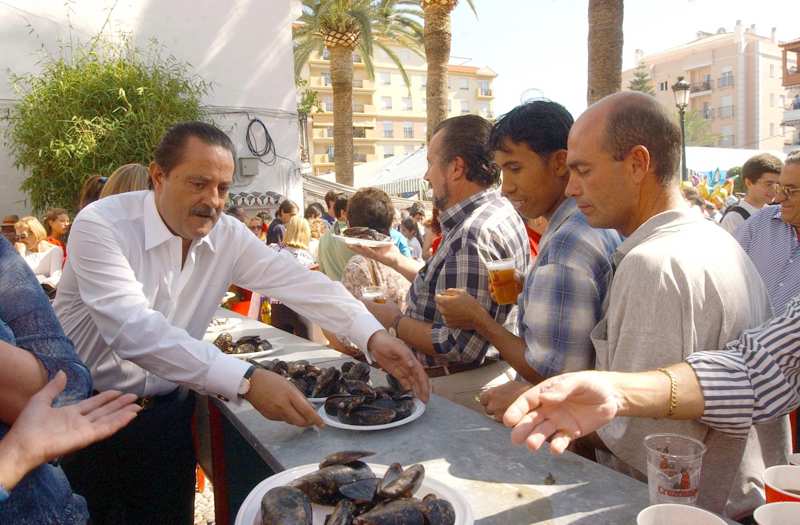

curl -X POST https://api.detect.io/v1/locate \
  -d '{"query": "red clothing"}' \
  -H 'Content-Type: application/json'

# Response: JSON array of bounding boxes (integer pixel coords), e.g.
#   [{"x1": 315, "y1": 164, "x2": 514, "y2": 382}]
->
[
  {"x1": 46, "y1": 236, "x2": 67, "y2": 265},
  {"x1": 430, "y1": 235, "x2": 443, "y2": 256},
  {"x1": 525, "y1": 225, "x2": 541, "y2": 257}
]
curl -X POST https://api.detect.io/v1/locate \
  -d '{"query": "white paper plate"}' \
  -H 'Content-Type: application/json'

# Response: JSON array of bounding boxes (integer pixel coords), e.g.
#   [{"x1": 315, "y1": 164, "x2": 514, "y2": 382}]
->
[
  {"x1": 229, "y1": 344, "x2": 283, "y2": 360},
  {"x1": 206, "y1": 317, "x2": 242, "y2": 333},
  {"x1": 235, "y1": 462, "x2": 474, "y2": 525},
  {"x1": 332, "y1": 234, "x2": 394, "y2": 248},
  {"x1": 318, "y1": 398, "x2": 425, "y2": 431}
]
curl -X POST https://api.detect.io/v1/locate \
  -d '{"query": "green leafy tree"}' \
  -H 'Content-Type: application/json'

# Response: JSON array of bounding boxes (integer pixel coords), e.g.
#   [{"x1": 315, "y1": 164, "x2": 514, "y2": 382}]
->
[
  {"x1": 5, "y1": 38, "x2": 207, "y2": 213},
  {"x1": 294, "y1": 0, "x2": 424, "y2": 186},
  {"x1": 683, "y1": 109, "x2": 719, "y2": 147},
  {"x1": 727, "y1": 165, "x2": 744, "y2": 194},
  {"x1": 628, "y1": 61, "x2": 654, "y2": 95}
]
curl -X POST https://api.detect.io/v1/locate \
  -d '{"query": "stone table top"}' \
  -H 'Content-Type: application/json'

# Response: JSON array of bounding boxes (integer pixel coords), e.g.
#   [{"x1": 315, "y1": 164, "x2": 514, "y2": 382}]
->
[{"x1": 208, "y1": 310, "x2": 651, "y2": 524}]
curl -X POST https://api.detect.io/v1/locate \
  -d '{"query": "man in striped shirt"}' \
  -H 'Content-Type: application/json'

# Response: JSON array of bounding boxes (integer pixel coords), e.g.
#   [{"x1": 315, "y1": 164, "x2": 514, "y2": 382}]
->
[{"x1": 736, "y1": 150, "x2": 800, "y2": 315}]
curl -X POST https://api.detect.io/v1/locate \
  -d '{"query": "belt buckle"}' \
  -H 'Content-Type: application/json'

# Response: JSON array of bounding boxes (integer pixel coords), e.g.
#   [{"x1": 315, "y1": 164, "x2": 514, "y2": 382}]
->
[{"x1": 136, "y1": 396, "x2": 155, "y2": 410}]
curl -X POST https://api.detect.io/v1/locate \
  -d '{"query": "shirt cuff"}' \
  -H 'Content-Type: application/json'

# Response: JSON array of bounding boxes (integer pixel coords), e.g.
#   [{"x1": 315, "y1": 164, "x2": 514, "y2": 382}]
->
[
  {"x1": 206, "y1": 351, "x2": 252, "y2": 402},
  {"x1": 347, "y1": 312, "x2": 384, "y2": 353}
]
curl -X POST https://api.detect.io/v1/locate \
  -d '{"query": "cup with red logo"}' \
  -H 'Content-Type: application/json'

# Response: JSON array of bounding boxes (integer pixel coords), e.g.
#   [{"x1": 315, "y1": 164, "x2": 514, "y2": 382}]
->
[
  {"x1": 644, "y1": 433, "x2": 707, "y2": 506},
  {"x1": 764, "y1": 465, "x2": 800, "y2": 503}
]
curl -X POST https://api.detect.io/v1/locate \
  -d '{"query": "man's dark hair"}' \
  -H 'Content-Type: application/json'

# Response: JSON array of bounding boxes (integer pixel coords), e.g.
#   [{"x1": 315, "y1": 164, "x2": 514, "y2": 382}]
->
[
  {"x1": 489, "y1": 100, "x2": 573, "y2": 158},
  {"x1": 741, "y1": 153, "x2": 783, "y2": 184},
  {"x1": 278, "y1": 199, "x2": 299, "y2": 215},
  {"x1": 347, "y1": 188, "x2": 394, "y2": 235},
  {"x1": 431, "y1": 115, "x2": 499, "y2": 187},
  {"x1": 334, "y1": 195, "x2": 349, "y2": 219},
  {"x1": 324, "y1": 190, "x2": 340, "y2": 208},
  {"x1": 601, "y1": 93, "x2": 682, "y2": 185},
  {"x1": 786, "y1": 149, "x2": 800, "y2": 167},
  {"x1": 154, "y1": 121, "x2": 236, "y2": 173},
  {"x1": 305, "y1": 202, "x2": 325, "y2": 220}
]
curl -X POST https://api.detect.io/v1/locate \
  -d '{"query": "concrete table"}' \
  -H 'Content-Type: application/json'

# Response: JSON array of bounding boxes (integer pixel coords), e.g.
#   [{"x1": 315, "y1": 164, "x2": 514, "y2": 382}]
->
[{"x1": 201, "y1": 310, "x2": 651, "y2": 524}]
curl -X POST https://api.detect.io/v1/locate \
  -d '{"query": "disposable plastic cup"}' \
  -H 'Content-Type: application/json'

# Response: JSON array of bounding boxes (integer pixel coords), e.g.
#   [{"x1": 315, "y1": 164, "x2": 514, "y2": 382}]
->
[
  {"x1": 644, "y1": 433, "x2": 706, "y2": 505},
  {"x1": 485, "y1": 258, "x2": 518, "y2": 305},
  {"x1": 753, "y1": 502, "x2": 800, "y2": 524},
  {"x1": 636, "y1": 503, "x2": 725, "y2": 525},
  {"x1": 764, "y1": 465, "x2": 800, "y2": 503}
]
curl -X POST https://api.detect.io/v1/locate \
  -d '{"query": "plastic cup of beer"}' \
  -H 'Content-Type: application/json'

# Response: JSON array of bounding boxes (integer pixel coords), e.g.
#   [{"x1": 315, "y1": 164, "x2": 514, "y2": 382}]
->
[
  {"x1": 637, "y1": 504, "x2": 725, "y2": 525},
  {"x1": 764, "y1": 465, "x2": 800, "y2": 503},
  {"x1": 362, "y1": 286, "x2": 386, "y2": 304},
  {"x1": 485, "y1": 258, "x2": 518, "y2": 305},
  {"x1": 644, "y1": 433, "x2": 707, "y2": 506}
]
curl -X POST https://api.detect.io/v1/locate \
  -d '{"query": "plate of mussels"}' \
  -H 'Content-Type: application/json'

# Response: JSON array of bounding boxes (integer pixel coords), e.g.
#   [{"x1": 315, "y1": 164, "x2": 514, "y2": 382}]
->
[
  {"x1": 318, "y1": 388, "x2": 425, "y2": 431},
  {"x1": 250, "y1": 359, "x2": 374, "y2": 404},
  {"x1": 235, "y1": 450, "x2": 472, "y2": 525},
  {"x1": 332, "y1": 227, "x2": 394, "y2": 248},
  {"x1": 212, "y1": 332, "x2": 281, "y2": 359}
]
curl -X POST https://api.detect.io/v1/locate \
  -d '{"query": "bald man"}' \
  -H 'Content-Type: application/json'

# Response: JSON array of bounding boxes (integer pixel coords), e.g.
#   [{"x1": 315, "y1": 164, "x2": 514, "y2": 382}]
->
[{"x1": 564, "y1": 92, "x2": 788, "y2": 519}]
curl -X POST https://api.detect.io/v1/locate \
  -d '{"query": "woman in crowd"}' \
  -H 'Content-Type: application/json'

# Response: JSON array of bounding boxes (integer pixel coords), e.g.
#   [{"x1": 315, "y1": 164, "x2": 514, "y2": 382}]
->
[
  {"x1": 308, "y1": 217, "x2": 327, "y2": 261},
  {"x1": 266, "y1": 200, "x2": 299, "y2": 245},
  {"x1": 0, "y1": 234, "x2": 139, "y2": 524},
  {"x1": 98, "y1": 163, "x2": 150, "y2": 199},
  {"x1": 14, "y1": 217, "x2": 63, "y2": 291},
  {"x1": 421, "y1": 207, "x2": 442, "y2": 261},
  {"x1": 400, "y1": 217, "x2": 423, "y2": 260},
  {"x1": 43, "y1": 208, "x2": 70, "y2": 262},
  {"x1": 268, "y1": 216, "x2": 316, "y2": 337},
  {"x1": 76, "y1": 175, "x2": 107, "y2": 212},
  {"x1": 248, "y1": 215, "x2": 267, "y2": 241}
]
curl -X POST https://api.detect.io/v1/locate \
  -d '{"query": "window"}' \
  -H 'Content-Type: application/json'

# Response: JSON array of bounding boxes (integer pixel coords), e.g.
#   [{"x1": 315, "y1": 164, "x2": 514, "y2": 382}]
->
[
  {"x1": 384, "y1": 145, "x2": 395, "y2": 159},
  {"x1": 702, "y1": 102, "x2": 712, "y2": 120},
  {"x1": 461, "y1": 100, "x2": 470, "y2": 114},
  {"x1": 382, "y1": 96, "x2": 393, "y2": 110},
  {"x1": 380, "y1": 72, "x2": 391, "y2": 85},
  {"x1": 323, "y1": 96, "x2": 333, "y2": 112},
  {"x1": 659, "y1": 81, "x2": 668, "y2": 91},
  {"x1": 352, "y1": 53, "x2": 362, "y2": 63},
  {"x1": 322, "y1": 48, "x2": 330, "y2": 60},
  {"x1": 403, "y1": 122, "x2": 414, "y2": 138},
  {"x1": 326, "y1": 145, "x2": 334, "y2": 162},
  {"x1": 479, "y1": 79, "x2": 491, "y2": 97},
  {"x1": 353, "y1": 127, "x2": 366, "y2": 138},
  {"x1": 459, "y1": 77, "x2": 469, "y2": 91},
  {"x1": 325, "y1": 127, "x2": 334, "y2": 138},
  {"x1": 321, "y1": 71, "x2": 331, "y2": 86},
  {"x1": 718, "y1": 69, "x2": 734, "y2": 88},
  {"x1": 383, "y1": 122, "x2": 394, "y2": 138},
  {"x1": 402, "y1": 97, "x2": 413, "y2": 111}
]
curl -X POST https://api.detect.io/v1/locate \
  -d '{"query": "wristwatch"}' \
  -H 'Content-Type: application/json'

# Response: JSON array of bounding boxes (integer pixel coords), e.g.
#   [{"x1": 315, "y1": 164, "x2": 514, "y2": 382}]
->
[
  {"x1": 388, "y1": 314, "x2": 404, "y2": 338},
  {"x1": 237, "y1": 365, "x2": 257, "y2": 399}
]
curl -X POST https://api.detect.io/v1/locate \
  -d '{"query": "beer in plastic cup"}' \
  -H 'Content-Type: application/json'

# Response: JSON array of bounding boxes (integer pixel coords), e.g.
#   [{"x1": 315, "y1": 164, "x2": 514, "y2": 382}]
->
[
  {"x1": 644, "y1": 433, "x2": 706, "y2": 506},
  {"x1": 636, "y1": 504, "x2": 725, "y2": 525},
  {"x1": 764, "y1": 465, "x2": 800, "y2": 503},
  {"x1": 753, "y1": 502, "x2": 800, "y2": 524},
  {"x1": 362, "y1": 286, "x2": 386, "y2": 304},
  {"x1": 485, "y1": 258, "x2": 518, "y2": 305}
]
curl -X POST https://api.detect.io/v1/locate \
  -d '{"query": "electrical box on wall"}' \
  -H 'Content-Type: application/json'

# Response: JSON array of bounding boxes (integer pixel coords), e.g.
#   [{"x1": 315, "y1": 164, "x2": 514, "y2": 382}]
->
[{"x1": 239, "y1": 157, "x2": 259, "y2": 177}]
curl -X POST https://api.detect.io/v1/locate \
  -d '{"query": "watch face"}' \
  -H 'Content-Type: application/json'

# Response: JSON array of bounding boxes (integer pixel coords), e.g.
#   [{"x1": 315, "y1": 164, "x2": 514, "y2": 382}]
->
[{"x1": 238, "y1": 378, "x2": 251, "y2": 396}]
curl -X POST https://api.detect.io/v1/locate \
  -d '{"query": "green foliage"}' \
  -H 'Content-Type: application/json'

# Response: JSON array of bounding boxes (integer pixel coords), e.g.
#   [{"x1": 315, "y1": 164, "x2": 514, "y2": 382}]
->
[
  {"x1": 296, "y1": 79, "x2": 322, "y2": 116},
  {"x1": 628, "y1": 61, "x2": 654, "y2": 95},
  {"x1": 727, "y1": 165, "x2": 744, "y2": 194},
  {"x1": 5, "y1": 37, "x2": 208, "y2": 213},
  {"x1": 683, "y1": 109, "x2": 719, "y2": 147}
]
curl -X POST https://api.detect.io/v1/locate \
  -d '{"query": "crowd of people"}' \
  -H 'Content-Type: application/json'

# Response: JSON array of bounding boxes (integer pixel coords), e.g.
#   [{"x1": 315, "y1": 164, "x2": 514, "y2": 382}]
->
[{"x1": 1, "y1": 88, "x2": 799, "y2": 524}]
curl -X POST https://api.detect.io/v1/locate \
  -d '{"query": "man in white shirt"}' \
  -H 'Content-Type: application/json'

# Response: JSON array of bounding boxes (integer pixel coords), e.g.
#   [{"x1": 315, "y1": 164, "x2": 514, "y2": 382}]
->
[
  {"x1": 719, "y1": 153, "x2": 781, "y2": 234},
  {"x1": 55, "y1": 121, "x2": 429, "y2": 524}
]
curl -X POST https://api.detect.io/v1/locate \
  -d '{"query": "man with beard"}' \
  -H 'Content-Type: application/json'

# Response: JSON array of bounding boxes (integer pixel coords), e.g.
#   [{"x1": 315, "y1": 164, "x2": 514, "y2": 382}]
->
[
  {"x1": 54, "y1": 122, "x2": 429, "y2": 524},
  {"x1": 351, "y1": 115, "x2": 530, "y2": 410}
]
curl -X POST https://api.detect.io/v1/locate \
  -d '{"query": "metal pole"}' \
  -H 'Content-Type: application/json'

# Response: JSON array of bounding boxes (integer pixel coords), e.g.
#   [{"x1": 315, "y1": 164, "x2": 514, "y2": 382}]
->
[{"x1": 679, "y1": 107, "x2": 688, "y2": 182}]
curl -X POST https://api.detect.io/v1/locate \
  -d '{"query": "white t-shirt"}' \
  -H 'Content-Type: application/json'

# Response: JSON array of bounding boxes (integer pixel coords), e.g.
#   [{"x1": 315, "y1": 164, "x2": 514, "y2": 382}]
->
[{"x1": 719, "y1": 199, "x2": 759, "y2": 235}]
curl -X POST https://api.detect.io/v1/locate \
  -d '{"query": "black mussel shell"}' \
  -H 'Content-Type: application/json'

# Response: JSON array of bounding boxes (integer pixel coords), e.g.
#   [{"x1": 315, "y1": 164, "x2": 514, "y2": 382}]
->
[
  {"x1": 353, "y1": 499, "x2": 425, "y2": 525},
  {"x1": 261, "y1": 486, "x2": 312, "y2": 525},
  {"x1": 420, "y1": 496, "x2": 455, "y2": 525},
  {"x1": 288, "y1": 361, "x2": 310, "y2": 378},
  {"x1": 235, "y1": 341, "x2": 257, "y2": 354},
  {"x1": 341, "y1": 361, "x2": 355, "y2": 374},
  {"x1": 339, "y1": 477, "x2": 379, "y2": 504},
  {"x1": 312, "y1": 367, "x2": 342, "y2": 398},
  {"x1": 290, "y1": 464, "x2": 376, "y2": 506},
  {"x1": 339, "y1": 405, "x2": 396, "y2": 426},
  {"x1": 343, "y1": 361, "x2": 371, "y2": 382},
  {"x1": 379, "y1": 464, "x2": 424, "y2": 499},
  {"x1": 326, "y1": 499, "x2": 357, "y2": 525},
  {"x1": 319, "y1": 451, "x2": 375, "y2": 469},
  {"x1": 344, "y1": 380, "x2": 375, "y2": 396},
  {"x1": 392, "y1": 399, "x2": 416, "y2": 421},
  {"x1": 378, "y1": 463, "x2": 403, "y2": 494},
  {"x1": 290, "y1": 377, "x2": 311, "y2": 396}
]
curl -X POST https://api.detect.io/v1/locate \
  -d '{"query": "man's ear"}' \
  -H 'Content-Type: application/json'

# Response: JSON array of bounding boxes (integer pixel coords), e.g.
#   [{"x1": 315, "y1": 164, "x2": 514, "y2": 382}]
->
[
  {"x1": 449, "y1": 155, "x2": 466, "y2": 182},
  {"x1": 550, "y1": 149, "x2": 569, "y2": 180},
  {"x1": 149, "y1": 162, "x2": 166, "y2": 191},
  {"x1": 625, "y1": 145, "x2": 651, "y2": 185}
]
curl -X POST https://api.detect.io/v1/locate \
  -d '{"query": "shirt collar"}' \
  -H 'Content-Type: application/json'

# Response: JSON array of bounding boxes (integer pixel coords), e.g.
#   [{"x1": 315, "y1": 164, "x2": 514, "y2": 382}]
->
[
  {"x1": 538, "y1": 198, "x2": 578, "y2": 250},
  {"x1": 614, "y1": 207, "x2": 697, "y2": 267},
  {"x1": 439, "y1": 189, "x2": 495, "y2": 232},
  {"x1": 143, "y1": 191, "x2": 216, "y2": 253}
]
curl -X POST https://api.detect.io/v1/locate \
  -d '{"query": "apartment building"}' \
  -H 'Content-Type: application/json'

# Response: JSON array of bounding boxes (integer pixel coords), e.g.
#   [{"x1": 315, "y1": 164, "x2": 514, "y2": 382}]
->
[
  {"x1": 299, "y1": 47, "x2": 496, "y2": 176},
  {"x1": 622, "y1": 21, "x2": 789, "y2": 151},
  {"x1": 781, "y1": 37, "x2": 800, "y2": 152}
]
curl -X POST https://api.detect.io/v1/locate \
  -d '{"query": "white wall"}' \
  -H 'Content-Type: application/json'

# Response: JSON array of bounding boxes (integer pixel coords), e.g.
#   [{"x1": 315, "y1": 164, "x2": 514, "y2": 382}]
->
[{"x1": 0, "y1": 0, "x2": 301, "y2": 216}]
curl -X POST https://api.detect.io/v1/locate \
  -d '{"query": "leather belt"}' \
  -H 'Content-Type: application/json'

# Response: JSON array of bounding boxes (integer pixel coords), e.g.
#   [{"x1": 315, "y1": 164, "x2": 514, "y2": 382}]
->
[{"x1": 425, "y1": 355, "x2": 499, "y2": 378}]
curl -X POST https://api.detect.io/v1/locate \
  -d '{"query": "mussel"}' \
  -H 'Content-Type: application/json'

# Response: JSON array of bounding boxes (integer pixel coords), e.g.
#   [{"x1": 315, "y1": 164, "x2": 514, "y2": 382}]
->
[
  {"x1": 260, "y1": 486, "x2": 312, "y2": 525},
  {"x1": 289, "y1": 463, "x2": 376, "y2": 505}
]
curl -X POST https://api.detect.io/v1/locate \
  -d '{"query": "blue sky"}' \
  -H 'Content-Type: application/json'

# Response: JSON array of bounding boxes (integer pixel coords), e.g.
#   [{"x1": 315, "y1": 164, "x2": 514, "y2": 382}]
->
[{"x1": 449, "y1": 0, "x2": 797, "y2": 118}]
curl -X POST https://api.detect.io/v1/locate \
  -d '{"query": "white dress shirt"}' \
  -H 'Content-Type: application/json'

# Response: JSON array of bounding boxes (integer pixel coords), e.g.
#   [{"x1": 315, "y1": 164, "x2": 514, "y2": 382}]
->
[
  {"x1": 23, "y1": 244, "x2": 63, "y2": 288},
  {"x1": 54, "y1": 191, "x2": 382, "y2": 401}
]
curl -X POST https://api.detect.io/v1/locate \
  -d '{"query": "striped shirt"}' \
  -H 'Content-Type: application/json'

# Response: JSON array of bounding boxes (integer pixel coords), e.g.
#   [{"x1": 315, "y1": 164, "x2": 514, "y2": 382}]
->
[
  {"x1": 405, "y1": 189, "x2": 530, "y2": 365},
  {"x1": 736, "y1": 204, "x2": 800, "y2": 315},
  {"x1": 686, "y1": 294, "x2": 800, "y2": 436},
  {"x1": 518, "y1": 199, "x2": 621, "y2": 377}
]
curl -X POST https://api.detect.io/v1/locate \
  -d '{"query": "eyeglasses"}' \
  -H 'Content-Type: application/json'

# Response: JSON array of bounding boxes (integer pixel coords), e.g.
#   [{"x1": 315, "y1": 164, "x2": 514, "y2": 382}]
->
[
  {"x1": 98, "y1": 176, "x2": 108, "y2": 184},
  {"x1": 776, "y1": 184, "x2": 800, "y2": 199}
]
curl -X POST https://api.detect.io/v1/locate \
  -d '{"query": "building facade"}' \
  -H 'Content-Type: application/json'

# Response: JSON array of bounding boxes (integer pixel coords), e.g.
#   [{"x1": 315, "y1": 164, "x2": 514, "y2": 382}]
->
[
  {"x1": 299, "y1": 47, "x2": 496, "y2": 176},
  {"x1": 622, "y1": 21, "x2": 790, "y2": 151},
  {"x1": 781, "y1": 37, "x2": 800, "y2": 153}
]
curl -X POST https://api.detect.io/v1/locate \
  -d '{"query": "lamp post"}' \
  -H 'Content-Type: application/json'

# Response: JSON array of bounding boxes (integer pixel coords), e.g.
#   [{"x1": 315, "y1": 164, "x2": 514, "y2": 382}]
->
[{"x1": 672, "y1": 75, "x2": 691, "y2": 182}]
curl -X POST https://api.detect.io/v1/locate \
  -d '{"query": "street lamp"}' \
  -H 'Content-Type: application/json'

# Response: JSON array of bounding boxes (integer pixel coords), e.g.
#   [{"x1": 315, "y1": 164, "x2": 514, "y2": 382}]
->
[{"x1": 672, "y1": 75, "x2": 691, "y2": 182}]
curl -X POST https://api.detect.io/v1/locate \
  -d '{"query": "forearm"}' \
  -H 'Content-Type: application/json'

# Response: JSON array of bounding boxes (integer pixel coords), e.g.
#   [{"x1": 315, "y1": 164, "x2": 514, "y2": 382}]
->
[
  {"x1": 611, "y1": 363, "x2": 704, "y2": 420},
  {"x1": 0, "y1": 342, "x2": 48, "y2": 425},
  {"x1": 0, "y1": 434, "x2": 32, "y2": 492},
  {"x1": 396, "y1": 317, "x2": 436, "y2": 356},
  {"x1": 388, "y1": 255, "x2": 424, "y2": 283},
  {"x1": 476, "y1": 312, "x2": 544, "y2": 384}
]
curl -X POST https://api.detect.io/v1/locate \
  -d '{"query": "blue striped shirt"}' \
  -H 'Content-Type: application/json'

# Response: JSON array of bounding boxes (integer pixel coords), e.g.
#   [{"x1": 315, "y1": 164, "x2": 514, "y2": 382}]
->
[
  {"x1": 518, "y1": 199, "x2": 621, "y2": 377},
  {"x1": 736, "y1": 204, "x2": 800, "y2": 315},
  {"x1": 686, "y1": 294, "x2": 800, "y2": 436}
]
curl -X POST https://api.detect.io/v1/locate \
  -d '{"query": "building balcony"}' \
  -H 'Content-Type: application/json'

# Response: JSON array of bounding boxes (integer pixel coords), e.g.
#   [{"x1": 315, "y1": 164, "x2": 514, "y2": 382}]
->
[
  {"x1": 353, "y1": 104, "x2": 376, "y2": 114},
  {"x1": 717, "y1": 105, "x2": 735, "y2": 119},
  {"x1": 784, "y1": 107, "x2": 800, "y2": 127},
  {"x1": 689, "y1": 81, "x2": 712, "y2": 96},
  {"x1": 476, "y1": 88, "x2": 493, "y2": 98}
]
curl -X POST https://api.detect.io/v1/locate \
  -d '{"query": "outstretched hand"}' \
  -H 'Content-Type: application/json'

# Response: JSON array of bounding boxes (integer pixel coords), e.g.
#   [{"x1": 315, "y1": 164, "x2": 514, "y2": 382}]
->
[
  {"x1": 502, "y1": 371, "x2": 621, "y2": 454},
  {"x1": 367, "y1": 330, "x2": 431, "y2": 402}
]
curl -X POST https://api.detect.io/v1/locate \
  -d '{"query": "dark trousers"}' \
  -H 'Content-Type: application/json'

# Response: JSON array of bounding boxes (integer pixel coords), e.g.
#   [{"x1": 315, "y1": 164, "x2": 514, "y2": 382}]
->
[
  {"x1": 62, "y1": 389, "x2": 197, "y2": 525},
  {"x1": 271, "y1": 303, "x2": 309, "y2": 339}
]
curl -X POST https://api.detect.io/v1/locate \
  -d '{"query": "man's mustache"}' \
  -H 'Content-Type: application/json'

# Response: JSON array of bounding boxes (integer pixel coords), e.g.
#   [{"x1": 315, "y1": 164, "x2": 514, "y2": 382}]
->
[{"x1": 191, "y1": 206, "x2": 217, "y2": 219}]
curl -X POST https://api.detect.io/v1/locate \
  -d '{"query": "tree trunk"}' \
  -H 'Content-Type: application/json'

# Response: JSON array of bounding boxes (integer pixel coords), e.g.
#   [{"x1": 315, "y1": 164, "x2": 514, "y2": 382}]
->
[
  {"x1": 424, "y1": 5, "x2": 453, "y2": 142},
  {"x1": 587, "y1": 0, "x2": 624, "y2": 105},
  {"x1": 330, "y1": 45, "x2": 355, "y2": 186}
]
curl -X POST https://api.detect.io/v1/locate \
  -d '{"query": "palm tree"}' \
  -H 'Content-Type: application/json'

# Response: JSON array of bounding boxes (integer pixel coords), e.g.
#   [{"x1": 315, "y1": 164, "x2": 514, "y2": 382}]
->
[
  {"x1": 587, "y1": 0, "x2": 624, "y2": 105},
  {"x1": 294, "y1": 0, "x2": 423, "y2": 186},
  {"x1": 420, "y1": 0, "x2": 475, "y2": 141}
]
